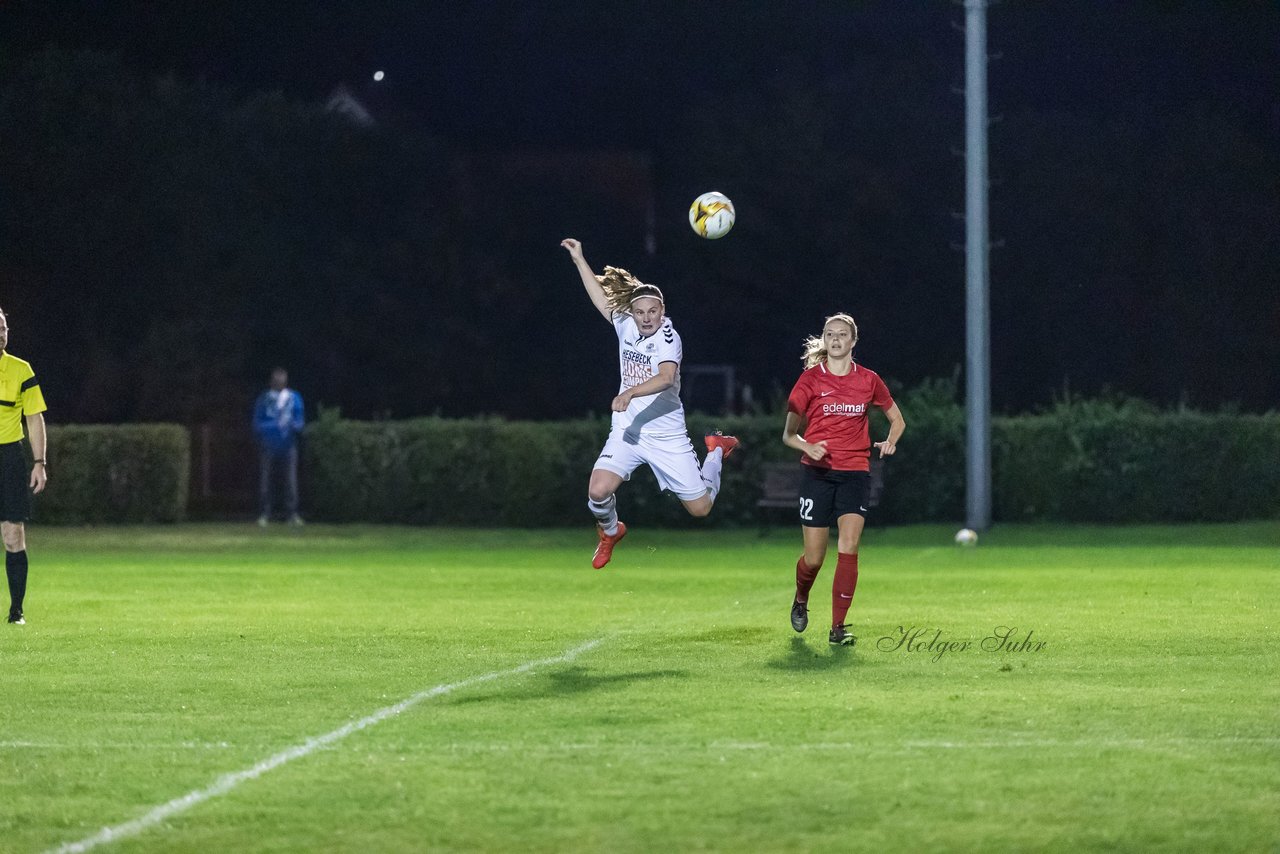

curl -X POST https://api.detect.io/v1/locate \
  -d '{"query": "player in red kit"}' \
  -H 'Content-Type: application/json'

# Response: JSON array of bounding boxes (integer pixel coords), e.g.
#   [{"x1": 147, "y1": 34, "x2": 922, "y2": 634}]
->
[{"x1": 782, "y1": 313, "x2": 905, "y2": 646}]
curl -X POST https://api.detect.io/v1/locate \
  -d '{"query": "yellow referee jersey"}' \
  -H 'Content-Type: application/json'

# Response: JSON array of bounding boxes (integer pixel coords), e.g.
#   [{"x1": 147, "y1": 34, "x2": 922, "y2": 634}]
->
[{"x1": 0, "y1": 352, "x2": 47, "y2": 444}]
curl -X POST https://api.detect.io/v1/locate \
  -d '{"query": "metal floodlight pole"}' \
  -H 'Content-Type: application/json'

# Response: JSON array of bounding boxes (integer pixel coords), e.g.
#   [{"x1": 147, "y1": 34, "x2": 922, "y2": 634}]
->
[{"x1": 964, "y1": 0, "x2": 992, "y2": 530}]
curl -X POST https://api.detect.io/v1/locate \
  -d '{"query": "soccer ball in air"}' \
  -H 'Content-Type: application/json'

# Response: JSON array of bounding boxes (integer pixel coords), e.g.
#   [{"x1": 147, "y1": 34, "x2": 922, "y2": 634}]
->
[
  {"x1": 689, "y1": 192, "x2": 736, "y2": 239},
  {"x1": 954, "y1": 528, "x2": 979, "y2": 547}
]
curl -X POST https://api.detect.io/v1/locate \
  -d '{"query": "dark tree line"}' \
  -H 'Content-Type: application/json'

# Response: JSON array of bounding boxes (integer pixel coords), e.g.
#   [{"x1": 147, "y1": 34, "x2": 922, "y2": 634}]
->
[
  {"x1": 1, "y1": 30, "x2": 1276, "y2": 426},
  {"x1": 2, "y1": 49, "x2": 456, "y2": 424}
]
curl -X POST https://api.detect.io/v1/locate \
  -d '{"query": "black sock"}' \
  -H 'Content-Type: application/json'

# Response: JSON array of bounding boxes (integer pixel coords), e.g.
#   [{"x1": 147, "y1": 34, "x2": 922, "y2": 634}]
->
[{"x1": 7, "y1": 550, "x2": 27, "y2": 615}]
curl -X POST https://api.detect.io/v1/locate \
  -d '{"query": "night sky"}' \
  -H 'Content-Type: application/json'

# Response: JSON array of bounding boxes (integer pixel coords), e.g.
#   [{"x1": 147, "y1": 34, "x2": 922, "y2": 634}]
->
[
  {"x1": 5, "y1": 1, "x2": 1279, "y2": 417},
  {"x1": 11, "y1": 3, "x2": 1277, "y2": 143}
]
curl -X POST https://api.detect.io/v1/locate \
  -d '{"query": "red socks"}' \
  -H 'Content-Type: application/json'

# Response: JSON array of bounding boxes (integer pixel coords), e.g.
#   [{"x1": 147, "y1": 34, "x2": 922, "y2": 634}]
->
[
  {"x1": 795, "y1": 555, "x2": 821, "y2": 603},
  {"x1": 797, "y1": 552, "x2": 859, "y2": 626},
  {"x1": 832, "y1": 552, "x2": 859, "y2": 627}
]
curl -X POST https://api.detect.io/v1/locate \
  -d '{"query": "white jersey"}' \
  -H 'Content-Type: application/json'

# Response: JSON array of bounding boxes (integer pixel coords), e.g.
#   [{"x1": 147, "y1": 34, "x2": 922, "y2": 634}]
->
[{"x1": 611, "y1": 312, "x2": 687, "y2": 440}]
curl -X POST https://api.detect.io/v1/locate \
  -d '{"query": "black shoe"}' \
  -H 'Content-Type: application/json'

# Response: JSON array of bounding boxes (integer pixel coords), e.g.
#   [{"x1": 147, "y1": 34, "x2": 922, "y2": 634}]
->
[
  {"x1": 790, "y1": 600, "x2": 808, "y2": 633},
  {"x1": 7, "y1": 610, "x2": 24, "y2": 625},
  {"x1": 828, "y1": 624, "x2": 856, "y2": 646}
]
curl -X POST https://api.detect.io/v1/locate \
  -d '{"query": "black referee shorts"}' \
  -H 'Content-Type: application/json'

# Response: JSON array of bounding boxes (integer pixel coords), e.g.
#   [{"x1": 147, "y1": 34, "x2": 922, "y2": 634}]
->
[
  {"x1": 0, "y1": 440, "x2": 32, "y2": 523},
  {"x1": 798, "y1": 465, "x2": 870, "y2": 528}
]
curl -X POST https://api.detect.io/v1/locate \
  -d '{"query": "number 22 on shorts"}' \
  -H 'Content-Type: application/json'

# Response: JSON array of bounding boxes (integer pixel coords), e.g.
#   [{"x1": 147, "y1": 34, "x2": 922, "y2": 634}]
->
[{"x1": 799, "y1": 497, "x2": 814, "y2": 521}]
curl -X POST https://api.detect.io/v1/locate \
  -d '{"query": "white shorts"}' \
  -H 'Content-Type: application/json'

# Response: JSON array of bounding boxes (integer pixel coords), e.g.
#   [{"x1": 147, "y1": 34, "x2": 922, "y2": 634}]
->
[{"x1": 592, "y1": 429, "x2": 707, "y2": 500}]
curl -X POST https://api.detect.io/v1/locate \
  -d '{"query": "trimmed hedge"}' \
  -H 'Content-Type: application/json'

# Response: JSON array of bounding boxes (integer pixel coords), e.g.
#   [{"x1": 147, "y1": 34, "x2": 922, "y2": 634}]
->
[
  {"x1": 38, "y1": 424, "x2": 190, "y2": 523},
  {"x1": 302, "y1": 412, "x2": 782, "y2": 528},
  {"x1": 995, "y1": 403, "x2": 1280, "y2": 522},
  {"x1": 302, "y1": 402, "x2": 1280, "y2": 526},
  {"x1": 871, "y1": 380, "x2": 966, "y2": 524}
]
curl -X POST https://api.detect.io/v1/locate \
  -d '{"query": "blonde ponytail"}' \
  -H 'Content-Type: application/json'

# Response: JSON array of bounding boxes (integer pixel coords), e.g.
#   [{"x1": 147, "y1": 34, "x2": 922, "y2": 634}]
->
[{"x1": 596, "y1": 266, "x2": 663, "y2": 316}]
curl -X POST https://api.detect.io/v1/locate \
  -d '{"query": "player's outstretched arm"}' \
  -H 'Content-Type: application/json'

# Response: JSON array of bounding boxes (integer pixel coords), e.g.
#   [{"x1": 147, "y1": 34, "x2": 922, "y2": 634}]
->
[{"x1": 560, "y1": 238, "x2": 612, "y2": 322}]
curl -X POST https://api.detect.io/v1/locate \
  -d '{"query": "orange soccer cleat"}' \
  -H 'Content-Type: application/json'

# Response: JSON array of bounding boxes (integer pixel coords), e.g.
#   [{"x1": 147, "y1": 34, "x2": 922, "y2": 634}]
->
[
  {"x1": 591, "y1": 522, "x2": 628, "y2": 569},
  {"x1": 704, "y1": 431, "x2": 740, "y2": 459}
]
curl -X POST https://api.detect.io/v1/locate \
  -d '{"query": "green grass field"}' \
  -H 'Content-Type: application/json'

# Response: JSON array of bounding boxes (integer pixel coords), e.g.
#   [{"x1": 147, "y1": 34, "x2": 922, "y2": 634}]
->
[{"x1": 3, "y1": 523, "x2": 1278, "y2": 853}]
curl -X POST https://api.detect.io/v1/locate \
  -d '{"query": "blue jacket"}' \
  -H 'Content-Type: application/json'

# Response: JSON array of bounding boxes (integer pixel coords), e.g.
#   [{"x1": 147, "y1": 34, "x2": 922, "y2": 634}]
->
[{"x1": 253, "y1": 388, "x2": 305, "y2": 453}]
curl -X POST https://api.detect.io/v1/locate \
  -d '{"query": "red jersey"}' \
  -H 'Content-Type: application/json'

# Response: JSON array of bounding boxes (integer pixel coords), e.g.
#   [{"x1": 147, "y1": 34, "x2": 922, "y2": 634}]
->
[{"x1": 786, "y1": 361, "x2": 894, "y2": 471}]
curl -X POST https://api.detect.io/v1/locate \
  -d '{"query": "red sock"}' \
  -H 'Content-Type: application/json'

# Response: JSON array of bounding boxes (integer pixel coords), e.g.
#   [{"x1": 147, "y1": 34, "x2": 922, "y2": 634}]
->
[
  {"x1": 832, "y1": 552, "x2": 859, "y2": 627},
  {"x1": 795, "y1": 556, "x2": 821, "y2": 603}
]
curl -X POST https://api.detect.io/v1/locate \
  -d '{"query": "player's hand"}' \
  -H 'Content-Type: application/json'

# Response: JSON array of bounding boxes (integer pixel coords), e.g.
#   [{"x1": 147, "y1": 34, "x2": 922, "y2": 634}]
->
[
  {"x1": 30, "y1": 464, "x2": 47, "y2": 494},
  {"x1": 874, "y1": 440, "x2": 897, "y2": 458},
  {"x1": 611, "y1": 391, "x2": 633, "y2": 412},
  {"x1": 802, "y1": 440, "x2": 828, "y2": 461},
  {"x1": 560, "y1": 238, "x2": 584, "y2": 262}
]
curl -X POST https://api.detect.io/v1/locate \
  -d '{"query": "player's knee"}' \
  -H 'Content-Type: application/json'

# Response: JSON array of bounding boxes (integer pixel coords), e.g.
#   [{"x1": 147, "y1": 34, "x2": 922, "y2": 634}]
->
[
  {"x1": 686, "y1": 501, "x2": 712, "y2": 518},
  {"x1": 587, "y1": 488, "x2": 614, "y2": 505},
  {"x1": 1, "y1": 524, "x2": 25, "y2": 552}
]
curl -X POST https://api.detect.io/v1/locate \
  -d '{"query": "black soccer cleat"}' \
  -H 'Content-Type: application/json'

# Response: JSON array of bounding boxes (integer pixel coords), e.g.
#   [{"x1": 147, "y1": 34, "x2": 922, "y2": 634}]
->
[
  {"x1": 790, "y1": 600, "x2": 808, "y2": 633},
  {"x1": 7, "y1": 610, "x2": 25, "y2": 626},
  {"x1": 828, "y1": 624, "x2": 856, "y2": 646}
]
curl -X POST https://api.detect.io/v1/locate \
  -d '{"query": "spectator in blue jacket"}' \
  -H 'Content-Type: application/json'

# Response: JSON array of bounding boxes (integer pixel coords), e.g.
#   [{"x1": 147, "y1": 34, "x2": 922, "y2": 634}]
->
[{"x1": 253, "y1": 367, "x2": 305, "y2": 526}]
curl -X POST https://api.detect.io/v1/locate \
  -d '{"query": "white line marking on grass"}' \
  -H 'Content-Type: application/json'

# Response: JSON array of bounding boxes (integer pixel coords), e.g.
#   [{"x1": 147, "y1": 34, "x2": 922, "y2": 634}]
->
[
  {"x1": 696, "y1": 737, "x2": 1280, "y2": 753},
  {"x1": 901, "y1": 736, "x2": 1280, "y2": 750},
  {"x1": 345, "y1": 736, "x2": 1280, "y2": 758},
  {"x1": 12, "y1": 735, "x2": 1276, "y2": 759},
  {"x1": 45, "y1": 637, "x2": 604, "y2": 854},
  {"x1": 2, "y1": 741, "x2": 237, "y2": 750}
]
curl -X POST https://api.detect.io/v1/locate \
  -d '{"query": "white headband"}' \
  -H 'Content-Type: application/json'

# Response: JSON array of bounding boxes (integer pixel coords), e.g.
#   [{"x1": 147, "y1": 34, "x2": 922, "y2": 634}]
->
[{"x1": 629, "y1": 285, "x2": 664, "y2": 305}]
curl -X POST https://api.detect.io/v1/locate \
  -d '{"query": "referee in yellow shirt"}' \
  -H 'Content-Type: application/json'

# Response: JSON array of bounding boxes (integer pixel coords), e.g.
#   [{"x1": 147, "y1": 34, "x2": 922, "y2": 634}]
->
[{"x1": 0, "y1": 309, "x2": 47, "y2": 625}]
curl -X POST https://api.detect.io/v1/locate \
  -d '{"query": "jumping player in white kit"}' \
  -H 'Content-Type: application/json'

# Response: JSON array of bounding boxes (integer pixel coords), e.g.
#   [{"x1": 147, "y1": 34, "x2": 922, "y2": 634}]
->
[{"x1": 561, "y1": 238, "x2": 739, "y2": 569}]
